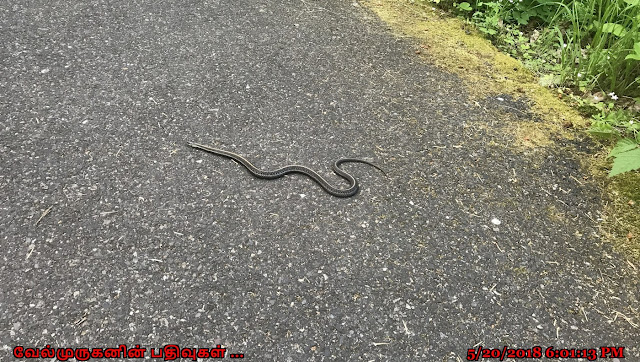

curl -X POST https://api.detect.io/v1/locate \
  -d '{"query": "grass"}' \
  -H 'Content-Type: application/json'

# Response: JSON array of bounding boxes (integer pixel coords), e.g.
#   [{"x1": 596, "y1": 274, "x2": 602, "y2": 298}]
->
[
  {"x1": 420, "y1": 0, "x2": 640, "y2": 175},
  {"x1": 360, "y1": 0, "x2": 640, "y2": 261},
  {"x1": 555, "y1": 0, "x2": 640, "y2": 97}
]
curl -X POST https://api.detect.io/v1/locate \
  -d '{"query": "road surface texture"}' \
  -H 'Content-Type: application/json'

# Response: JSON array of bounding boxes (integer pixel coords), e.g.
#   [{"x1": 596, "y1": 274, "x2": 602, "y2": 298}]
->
[{"x1": 1, "y1": 0, "x2": 638, "y2": 361}]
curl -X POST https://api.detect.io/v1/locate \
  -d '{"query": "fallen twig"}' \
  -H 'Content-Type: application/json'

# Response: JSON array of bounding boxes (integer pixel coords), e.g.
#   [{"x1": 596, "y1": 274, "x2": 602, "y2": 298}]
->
[{"x1": 35, "y1": 205, "x2": 53, "y2": 226}]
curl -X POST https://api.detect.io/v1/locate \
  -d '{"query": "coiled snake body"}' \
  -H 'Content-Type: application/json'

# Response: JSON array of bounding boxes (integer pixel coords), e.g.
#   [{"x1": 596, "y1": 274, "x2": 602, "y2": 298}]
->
[{"x1": 189, "y1": 142, "x2": 385, "y2": 198}]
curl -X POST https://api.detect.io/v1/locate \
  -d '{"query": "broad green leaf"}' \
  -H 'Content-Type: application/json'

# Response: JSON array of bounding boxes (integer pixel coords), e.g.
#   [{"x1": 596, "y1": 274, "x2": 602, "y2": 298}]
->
[
  {"x1": 623, "y1": 0, "x2": 639, "y2": 5},
  {"x1": 589, "y1": 123, "x2": 617, "y2": 138},
  {"x1": 609, "y1": 148, "x2": 640, "y2": 176},
  {"x1": 601, "y1": 23, "x2": 627, "y2": 37},
  {"x1": 626, "y1": 42, "x2": 640, "y2": 60},
  {"x1": 593, "y1": 21, "x2": 601, "y2": 31},
  {"x1": 605, "y1": 110, "x2": 631, "y2": 123},
  {"x1": 479, "y1": 27, "x2": 497, "y2": 35},
  {"x1": 516, "y1": 13, "x2": 531, "y2": 25},
  {"x1": 458, "y1": 2, "x2": 473, "y2": 11},
  {"x1": 609, "y1": 138, "x2": 639, "y2": 158}
]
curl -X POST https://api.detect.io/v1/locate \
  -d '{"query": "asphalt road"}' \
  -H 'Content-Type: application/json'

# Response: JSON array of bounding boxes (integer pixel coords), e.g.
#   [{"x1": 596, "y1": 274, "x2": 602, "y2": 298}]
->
[{"x1": 1, "y1": 0, "x2": 638, "y2": 360}]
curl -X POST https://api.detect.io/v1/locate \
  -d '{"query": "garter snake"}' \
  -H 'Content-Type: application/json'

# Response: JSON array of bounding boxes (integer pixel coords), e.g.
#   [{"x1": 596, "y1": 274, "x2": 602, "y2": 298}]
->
[{"x1": 188, "y1": 142, "x2": 385, "y2": 198}]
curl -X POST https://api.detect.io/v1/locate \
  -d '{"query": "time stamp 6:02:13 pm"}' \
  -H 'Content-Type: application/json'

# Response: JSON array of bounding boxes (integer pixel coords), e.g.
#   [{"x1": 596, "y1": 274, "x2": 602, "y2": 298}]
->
[{"x1": 467, "y1": 345, "x2": 626, "y2": 361}]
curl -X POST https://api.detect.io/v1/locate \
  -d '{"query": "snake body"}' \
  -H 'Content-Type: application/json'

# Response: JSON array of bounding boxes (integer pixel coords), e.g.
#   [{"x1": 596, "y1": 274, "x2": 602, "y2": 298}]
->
[{"x1": 188, "y1": 142, "x2": 385, "y2": 198}]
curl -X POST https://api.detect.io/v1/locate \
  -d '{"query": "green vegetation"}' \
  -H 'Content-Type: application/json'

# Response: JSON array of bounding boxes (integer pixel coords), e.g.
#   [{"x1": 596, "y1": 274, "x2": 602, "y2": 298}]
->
[
  {"x1": 362, "y1": 0, "x2": 640, "y2": 260},
  {"x1": 419, "y1": 0, "x2": 640, "y2": 176}
]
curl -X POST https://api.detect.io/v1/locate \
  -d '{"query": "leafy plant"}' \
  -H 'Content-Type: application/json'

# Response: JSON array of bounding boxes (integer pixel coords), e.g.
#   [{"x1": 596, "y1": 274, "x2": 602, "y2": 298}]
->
[
  {"x1": 420, "y1": 0, "x2": 640, "y2": 175},
  {"x1": 589, "y1": 105, "x2": 640, "y2": 176},
  {"x1": 626, "y1": 42, "x2": 640, "y2": 61},
  {"x1": 456, "y1": 2, "x2": 473, "y2": 11},
  {"x1": 556, "y1": 0, "x2": 640, "y2": 97},
  {"x1": 608, "y1": 138, "x2": 640, "y2": 176}
]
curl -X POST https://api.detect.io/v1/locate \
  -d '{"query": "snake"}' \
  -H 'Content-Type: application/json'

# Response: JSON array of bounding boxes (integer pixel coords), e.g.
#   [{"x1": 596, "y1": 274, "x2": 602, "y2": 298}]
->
[{"x1": 188, "y1": 142, "x2": 385, "y2": 198}]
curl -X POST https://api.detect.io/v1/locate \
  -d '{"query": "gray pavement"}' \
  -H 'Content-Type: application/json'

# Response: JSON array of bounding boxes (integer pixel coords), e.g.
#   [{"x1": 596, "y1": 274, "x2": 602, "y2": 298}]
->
[{"x1": 1, "y1": 0, "x2": 638, "y2": 361}]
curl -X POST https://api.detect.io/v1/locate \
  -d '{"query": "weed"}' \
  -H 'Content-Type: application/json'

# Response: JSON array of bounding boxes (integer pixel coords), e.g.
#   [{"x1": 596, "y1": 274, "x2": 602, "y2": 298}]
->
[{"x1": 418, "y1": 0, "x2": 640, "y2": 176}]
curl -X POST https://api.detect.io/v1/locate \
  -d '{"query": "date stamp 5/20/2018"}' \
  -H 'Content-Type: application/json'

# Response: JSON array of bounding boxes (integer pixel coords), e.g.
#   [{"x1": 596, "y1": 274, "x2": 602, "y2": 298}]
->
[{"x1": 467, "y1": 345, "x2": 626, "y2": 361}]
